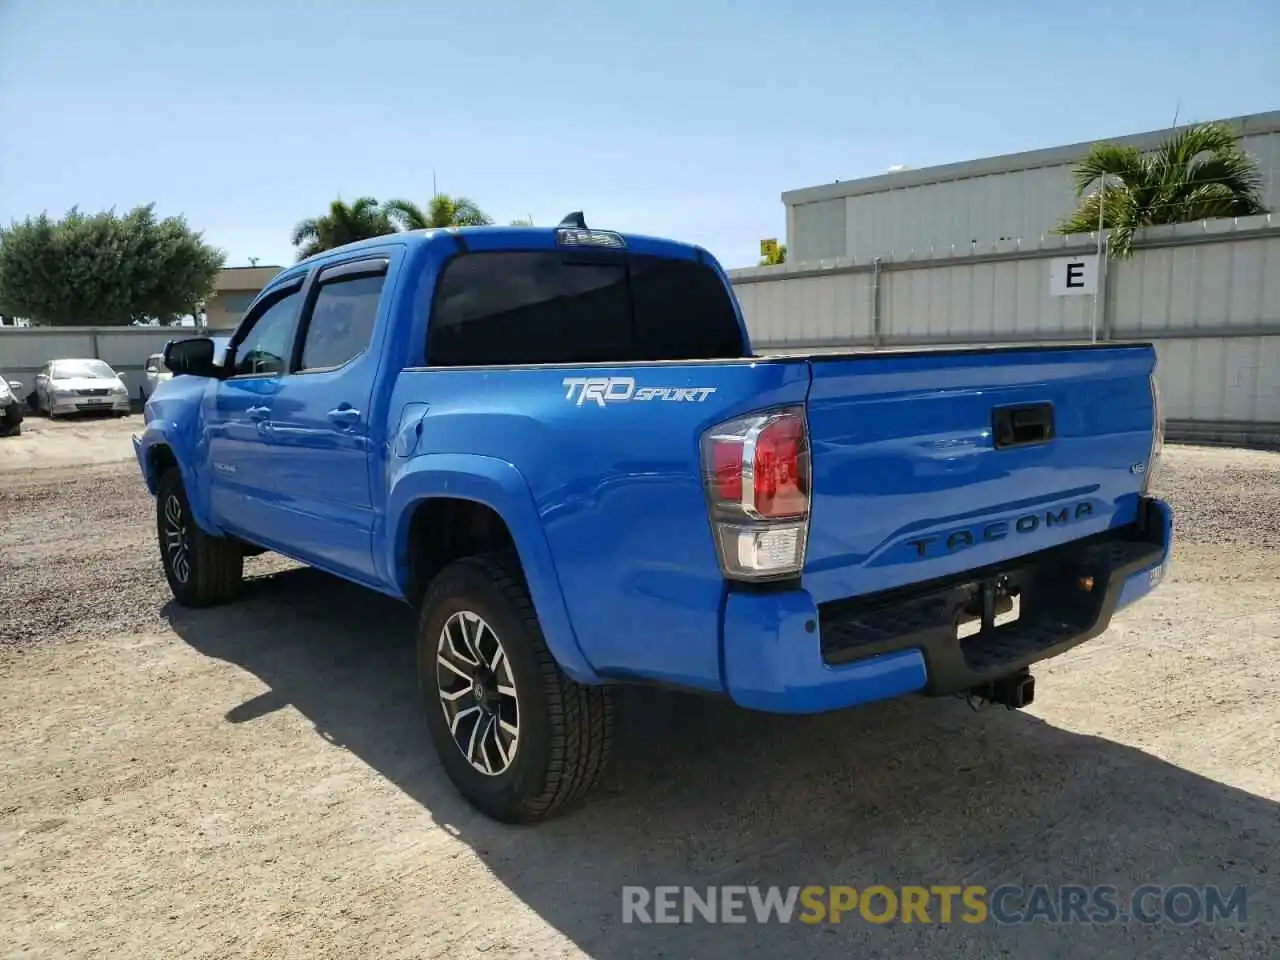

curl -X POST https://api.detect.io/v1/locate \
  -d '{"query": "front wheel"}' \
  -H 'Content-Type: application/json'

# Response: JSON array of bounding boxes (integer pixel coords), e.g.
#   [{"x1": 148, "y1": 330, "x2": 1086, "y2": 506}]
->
[
  {"x1": 156, "y1": 468, "x2": 244, "y2": 607},
  {"x1": 418, "y1": 554, "x2": 614, "y2": 823}
]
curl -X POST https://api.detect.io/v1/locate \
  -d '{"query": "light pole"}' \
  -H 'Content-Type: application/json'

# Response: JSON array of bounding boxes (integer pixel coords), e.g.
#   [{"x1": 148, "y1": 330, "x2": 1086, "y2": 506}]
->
[{"x1": 1090, "y1": 181, "x2": 1106, "y2": 343}]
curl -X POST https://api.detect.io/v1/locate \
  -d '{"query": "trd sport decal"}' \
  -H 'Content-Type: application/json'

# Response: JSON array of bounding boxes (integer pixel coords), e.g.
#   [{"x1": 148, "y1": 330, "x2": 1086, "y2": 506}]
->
[{"x1": 562, "y1": 376, "x2": 717, "y2": 407}]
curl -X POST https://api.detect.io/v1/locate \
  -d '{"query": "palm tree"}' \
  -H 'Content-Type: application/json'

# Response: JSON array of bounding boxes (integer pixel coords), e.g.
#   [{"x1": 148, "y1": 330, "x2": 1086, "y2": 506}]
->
[
  {"x1": 1055, "y1": 122, "x2": 1268, "y2": 258},
  {"x1": 383, "y1": 194, "x2": 494, "y2": 231},
  {"x1": 290, "y1": 197, "x2": 394, "y2": 261}
]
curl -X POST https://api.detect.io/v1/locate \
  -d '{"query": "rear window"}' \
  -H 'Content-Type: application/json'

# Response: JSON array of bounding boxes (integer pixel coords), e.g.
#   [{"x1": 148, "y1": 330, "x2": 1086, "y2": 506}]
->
[{"x1": 427, "y1": 251, "x2": 746, "y2": 366}]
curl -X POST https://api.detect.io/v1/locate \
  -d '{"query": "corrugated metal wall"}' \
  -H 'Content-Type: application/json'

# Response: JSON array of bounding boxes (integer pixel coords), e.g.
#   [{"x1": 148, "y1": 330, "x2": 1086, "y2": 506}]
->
[
  {"x1": 1110, "y1": 225, "x2": 1280, "y2": 335},
  {"x1": 787, "y1": 124, "x2": 1280, "y2": 265},
  {"x1": 841, "y1": 163, "x2": 1082, "y2": 262},
  {"x1": 734, "y1": 270, "x2": 875, "y2": 345},
  {"x1": 730, "y1": 216, "x2": 1280, "y2": 444},
  {"x1": 1153, "y1": 336, "x2": 1280, "y2": 424},
  {"x1": 0, "y1": 326, "x2": 234, "y2": 399},
  {"x1": 5, "y1": 223, "x2": 1275, "y2": 445}
]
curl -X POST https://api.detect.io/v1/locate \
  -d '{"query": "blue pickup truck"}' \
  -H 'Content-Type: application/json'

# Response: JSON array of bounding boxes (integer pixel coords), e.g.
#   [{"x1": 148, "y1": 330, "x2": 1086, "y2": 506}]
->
[{"x1": 135, "y1": 215, "x2": 1171, "y2": 823}]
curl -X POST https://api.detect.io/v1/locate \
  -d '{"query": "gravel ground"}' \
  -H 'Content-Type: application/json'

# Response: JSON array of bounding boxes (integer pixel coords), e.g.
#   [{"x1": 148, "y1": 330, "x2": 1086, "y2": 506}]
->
[{"x1": 1, "y1": 419, "x2": 1278, "y2": 959}]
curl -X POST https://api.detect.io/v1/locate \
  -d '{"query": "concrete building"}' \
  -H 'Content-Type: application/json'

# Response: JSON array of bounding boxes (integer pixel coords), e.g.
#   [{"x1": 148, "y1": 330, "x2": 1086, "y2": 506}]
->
[
  {"x1": 205, "y1": 265, "x2": 284, "y2": 330},
  {"x1": 725, "y1": 109, "x2": 1280, "y2": 446},
  {"x1": 781, "y1": 110, "x2": 1280, "y2": 266}
]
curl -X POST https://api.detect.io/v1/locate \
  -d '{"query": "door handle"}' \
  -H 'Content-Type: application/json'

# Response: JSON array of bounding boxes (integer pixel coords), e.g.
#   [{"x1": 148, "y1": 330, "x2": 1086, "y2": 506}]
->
[
  {"x1": 247, "y1": 405, "x2": 271, "y2": 421},
  {"x1": 992, "y1": 403, "x2": 1054, "y2": 449},
  {"x1": 328, "y1": 406, "x2": 361, "y2": 427}
]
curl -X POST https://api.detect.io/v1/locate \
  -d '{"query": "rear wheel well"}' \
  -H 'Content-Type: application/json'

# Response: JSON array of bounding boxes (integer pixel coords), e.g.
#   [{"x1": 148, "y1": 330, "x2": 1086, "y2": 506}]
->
[{"x1": 407, "y1": 498, "x2": 518, "y2": 606}]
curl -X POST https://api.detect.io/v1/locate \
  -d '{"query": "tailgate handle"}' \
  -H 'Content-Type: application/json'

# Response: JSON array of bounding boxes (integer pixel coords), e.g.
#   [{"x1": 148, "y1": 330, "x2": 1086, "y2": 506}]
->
[{"x1": 993, "y1": 403, "x2": 1054, "y2": 449}]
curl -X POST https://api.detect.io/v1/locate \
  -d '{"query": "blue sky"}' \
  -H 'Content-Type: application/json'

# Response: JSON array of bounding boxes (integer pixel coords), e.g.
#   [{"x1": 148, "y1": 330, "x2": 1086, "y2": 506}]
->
[{"x1": 1, "y1": 0, "x2": 1277, "y2": 270}]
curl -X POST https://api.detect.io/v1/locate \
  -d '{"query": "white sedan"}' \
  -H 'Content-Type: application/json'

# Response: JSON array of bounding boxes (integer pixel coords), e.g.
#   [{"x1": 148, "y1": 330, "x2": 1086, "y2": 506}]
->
[{"x1": 33, "y1": 358, "x2": 132, "y2": 418}]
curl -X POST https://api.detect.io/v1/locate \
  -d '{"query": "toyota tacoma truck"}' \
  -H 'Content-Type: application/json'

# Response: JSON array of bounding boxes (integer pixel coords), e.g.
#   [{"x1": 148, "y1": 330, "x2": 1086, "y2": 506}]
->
[{"x1": 134, "y1": 214, "x2": 1172, "y2": 823}]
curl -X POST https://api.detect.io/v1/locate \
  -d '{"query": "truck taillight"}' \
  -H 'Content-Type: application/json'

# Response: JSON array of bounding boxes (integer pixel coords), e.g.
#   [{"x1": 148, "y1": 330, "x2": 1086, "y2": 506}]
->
[
  {"x1": 1142, "y1": 372, "x2": 1164, "y2": 495},
  {"x1": 701, "y1": 407, "x2": 810, "y2": 581}
]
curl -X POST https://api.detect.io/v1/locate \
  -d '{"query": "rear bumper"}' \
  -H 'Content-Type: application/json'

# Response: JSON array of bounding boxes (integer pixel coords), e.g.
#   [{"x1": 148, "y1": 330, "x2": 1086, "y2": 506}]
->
[{"x1": 722, "y1": 496, "x2": 1173, "y2": 714}]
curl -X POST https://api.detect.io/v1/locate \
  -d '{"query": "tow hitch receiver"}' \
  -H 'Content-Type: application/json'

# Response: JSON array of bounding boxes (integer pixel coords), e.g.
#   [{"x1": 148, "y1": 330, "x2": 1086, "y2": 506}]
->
[{"x1": 966, "y1": 669, "x2": 1035, "y2": 710}]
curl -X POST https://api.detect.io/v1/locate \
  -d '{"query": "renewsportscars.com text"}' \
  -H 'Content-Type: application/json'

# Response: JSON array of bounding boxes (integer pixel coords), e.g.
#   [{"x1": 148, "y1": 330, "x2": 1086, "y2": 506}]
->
[{"x1": 621, "y1": 884, "x2": 1248, "y2": 926}]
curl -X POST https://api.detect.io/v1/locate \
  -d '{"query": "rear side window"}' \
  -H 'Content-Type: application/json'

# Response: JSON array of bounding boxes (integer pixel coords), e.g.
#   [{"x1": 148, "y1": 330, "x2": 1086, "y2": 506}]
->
[
  {"x1": 299, "y1": 274, "x2": 385, "y2": 371},
  {"x1": 427, "y1": 251, "x2": 745, "y2": 367}
]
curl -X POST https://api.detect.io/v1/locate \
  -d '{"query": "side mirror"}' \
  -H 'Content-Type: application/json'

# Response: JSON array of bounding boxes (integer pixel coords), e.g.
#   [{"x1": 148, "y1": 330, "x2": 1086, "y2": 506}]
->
[
  {"x1": 164, "y1": 337, "x2": 220, "y2": 378},
  {"x1": 7, "y1": 380, "x2": 20, "y2": 392}
]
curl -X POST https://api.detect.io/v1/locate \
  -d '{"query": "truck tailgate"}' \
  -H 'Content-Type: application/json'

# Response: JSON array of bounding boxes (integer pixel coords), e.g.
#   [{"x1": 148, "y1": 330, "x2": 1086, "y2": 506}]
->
[{"x1": 802, "y1": 344, "x2": 1157, "y2": 605}]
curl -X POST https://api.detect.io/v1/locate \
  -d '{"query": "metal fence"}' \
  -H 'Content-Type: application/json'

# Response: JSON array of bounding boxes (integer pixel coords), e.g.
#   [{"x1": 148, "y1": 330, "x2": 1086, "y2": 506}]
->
[
  {"x1": 728, "y1": 214, "x2": 1280, "y2": 447},
  {"x1": 4, "y1": 219, "x2": 1276, "y2": 448},
  {"x1": 0, "y1": 325, "x2": 235, "y2": 400}
]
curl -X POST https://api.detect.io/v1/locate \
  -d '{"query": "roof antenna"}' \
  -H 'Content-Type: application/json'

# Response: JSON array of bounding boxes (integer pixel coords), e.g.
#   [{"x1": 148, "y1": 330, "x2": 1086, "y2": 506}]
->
[{"x1": 558, "y1": 211, "x2": 587, "y2": 229}]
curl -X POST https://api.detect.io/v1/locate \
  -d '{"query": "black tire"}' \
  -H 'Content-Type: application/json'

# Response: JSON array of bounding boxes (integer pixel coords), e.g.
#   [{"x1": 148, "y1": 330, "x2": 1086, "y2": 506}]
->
[
  {"x1": 1, "y1": 406, "x2": 20, "y2": 436},
  {"x1": 418, "y1": 553, "x2": 613, "y2": 823},
  {"x1": 156, "y1": 467, "x2": 244, "y2": 607}
]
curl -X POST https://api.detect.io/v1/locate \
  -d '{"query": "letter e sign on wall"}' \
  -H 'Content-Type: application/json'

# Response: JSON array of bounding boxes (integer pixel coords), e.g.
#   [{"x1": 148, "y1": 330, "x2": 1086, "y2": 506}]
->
[{"x1": 1049, "y1": 255, "x2": 1098, "y2": 296}]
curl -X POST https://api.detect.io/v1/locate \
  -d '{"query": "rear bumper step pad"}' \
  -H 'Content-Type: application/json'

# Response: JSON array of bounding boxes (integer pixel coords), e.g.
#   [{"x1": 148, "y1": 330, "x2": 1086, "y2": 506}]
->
[{"x1": 818, "y1": 500, "x2": 1168, "y2": 695}]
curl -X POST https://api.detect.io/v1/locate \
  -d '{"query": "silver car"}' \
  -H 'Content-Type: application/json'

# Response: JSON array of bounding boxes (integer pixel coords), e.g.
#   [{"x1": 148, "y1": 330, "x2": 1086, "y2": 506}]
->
[
  {"x1": 34, "y1": 358, "x2": 132, "y2": 418},
  {"x1": 140, "y1": 353, "x2": 173, "y2": 401},
  {"x1": 1, "y1": 374, "x2": 24, "y2": 436}
]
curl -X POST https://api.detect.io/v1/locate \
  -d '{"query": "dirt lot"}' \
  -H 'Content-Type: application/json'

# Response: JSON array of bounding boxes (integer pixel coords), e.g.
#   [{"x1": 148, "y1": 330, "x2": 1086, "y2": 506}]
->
[{"x1": 2, "y1": 416, "x2": 1278, "y2": 959}]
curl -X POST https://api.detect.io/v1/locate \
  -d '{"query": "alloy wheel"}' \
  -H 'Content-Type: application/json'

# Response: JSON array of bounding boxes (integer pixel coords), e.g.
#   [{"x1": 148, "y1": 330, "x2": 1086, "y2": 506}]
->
[
  {"x1": 162, "y1": 493, "x2": 191, "y2": 584},
  {"x1": 436, "y1": 610, "x2": 520, "y2": 776}
]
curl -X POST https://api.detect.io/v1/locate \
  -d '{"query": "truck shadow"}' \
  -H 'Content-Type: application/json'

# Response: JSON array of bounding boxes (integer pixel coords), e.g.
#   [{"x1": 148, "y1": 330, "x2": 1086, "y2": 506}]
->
[{"x1": 163, "y1": 565, "x2": 1277, "y2": 958}]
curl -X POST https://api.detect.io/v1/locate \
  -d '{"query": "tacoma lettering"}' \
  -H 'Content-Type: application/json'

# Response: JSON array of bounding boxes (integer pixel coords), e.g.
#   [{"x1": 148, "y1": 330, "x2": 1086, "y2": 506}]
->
[{"x1": 909, "y1": 502, "x2": 1095, "y2": 558}]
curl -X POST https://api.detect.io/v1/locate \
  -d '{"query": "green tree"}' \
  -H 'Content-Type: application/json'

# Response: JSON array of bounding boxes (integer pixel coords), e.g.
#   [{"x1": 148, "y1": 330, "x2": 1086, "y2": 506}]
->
[
  {"x1": 760, "y1": 242, "x2": 787, "y2": 266},
  {"x1": 290, "y1": 196, "x2": 394, "y2": 261},
  {"x1": 509, "y1": 216, "x2": 535, "y2": 226},
  {"x1": 0, "y1": 204, "x2": 224, "y2": 326},
  {"x1": 383, "y1": 194, "x2": 494, "y2": 230},
  {"x1": 1055, "y1": 122, "x2": 1269, "y2": 258}
]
